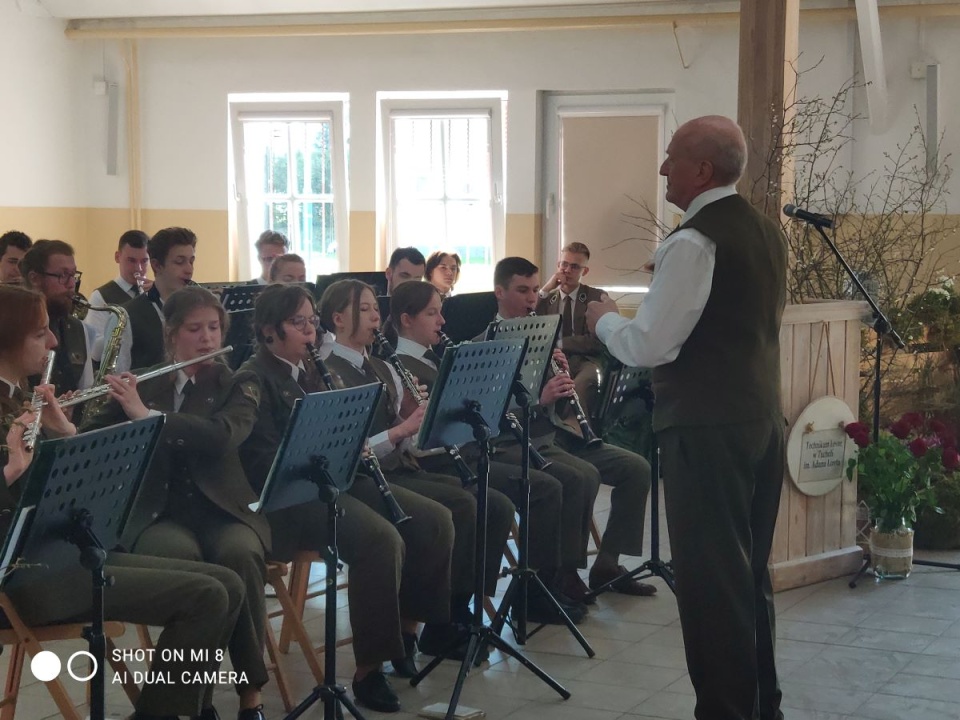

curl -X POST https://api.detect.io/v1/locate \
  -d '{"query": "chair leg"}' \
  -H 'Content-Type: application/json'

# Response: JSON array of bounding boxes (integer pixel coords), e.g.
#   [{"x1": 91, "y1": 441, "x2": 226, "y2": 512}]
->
[
  {"x1": 0, "y1": 644, "x2": 26, "y2": 720},
  {"x1": 589, "y1": 516, "x2": 602, "y2": 556},
  {"x1": 268, "y1": 568, "x2": 326, "y2": 685},
  {"x1": 264, "y1": 621, "x2": 294, "y2": 713},
  {"x1": 278, "y1": 559, "x2": 310, "y2": 654},
  {"x1": 136, "y1": 624, "x2": 155, "y2": 651}
]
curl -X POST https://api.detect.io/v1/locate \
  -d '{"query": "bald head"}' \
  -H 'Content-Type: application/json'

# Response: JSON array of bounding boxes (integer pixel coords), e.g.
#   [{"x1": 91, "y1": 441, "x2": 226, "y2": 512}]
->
[{"x1": 660, "y1": 115, "x2": 748, "y2": 210}]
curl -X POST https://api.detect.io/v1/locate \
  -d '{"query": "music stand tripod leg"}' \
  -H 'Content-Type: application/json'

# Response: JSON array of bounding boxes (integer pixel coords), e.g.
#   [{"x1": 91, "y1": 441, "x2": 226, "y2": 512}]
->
[
  {"x1": 583, "y1": 437, "x2": 675, "y2": 602},
  {"x1": 411, "y1": 402, "x2": 570, "y2": 719}
]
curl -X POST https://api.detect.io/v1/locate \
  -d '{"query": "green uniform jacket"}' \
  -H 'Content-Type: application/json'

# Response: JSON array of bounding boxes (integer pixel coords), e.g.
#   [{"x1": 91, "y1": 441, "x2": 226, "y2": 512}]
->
[{"x1": 81, "y1": 362, "x2": 270, "y2": 552}]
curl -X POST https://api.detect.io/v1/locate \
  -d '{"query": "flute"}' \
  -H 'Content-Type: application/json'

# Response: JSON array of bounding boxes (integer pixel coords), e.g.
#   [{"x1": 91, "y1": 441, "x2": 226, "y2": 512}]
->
[
  {"x1": 24, "y1": 350, "x2": 56, "y2": 451},
  {"x1": 306, "y1": 343, "x2": 411, "y2": 526}
]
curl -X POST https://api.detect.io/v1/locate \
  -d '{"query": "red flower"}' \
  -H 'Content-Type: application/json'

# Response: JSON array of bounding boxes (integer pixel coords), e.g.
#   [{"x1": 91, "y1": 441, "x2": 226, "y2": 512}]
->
[
  {"x1": 901, "y1": 412, "x2": 924, "y2": 430},
  {"x1": 929, "y1": 419, "x2": 949, "y2": 435},
  {"x1": 850, "y1": 430, "x2": 871, "y2": 449},
  {"x1": 909, "y1": 437, "x2": 929, "y2": 458},
  {"x1": 844, "y1": 422, "x2": 870, "y2": 439},
  {"x1": 943, "y1": 446, "x2": 960, "y2": 471},
  {"x1": 888, "y1": 420, "x2": 912, "y2": 440}
]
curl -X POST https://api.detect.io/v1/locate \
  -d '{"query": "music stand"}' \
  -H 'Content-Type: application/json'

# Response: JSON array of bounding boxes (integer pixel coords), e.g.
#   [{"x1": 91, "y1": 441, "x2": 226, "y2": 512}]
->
[
  {"x1": 219, "y1": 284, "x2": 269, "y2": 370},
  {"x1": 314, "y1": 272, "x2": 388, "y2": 302},
  {"x1": 440, "y1": 292, "x2": 499, "y2": 343},
  {"x1": 0, "y1": 416, "x2": 165, "y2": 720},
  {"x1": 252, "y1": 384, "x2": 382, "y2": 720},
  {"x1": 485, "y1": 315, "x2": 595, "y2": 656},
  {"x1": 410, "y1": 340, "x2": 570, "y2": 719},
  {"x1": 582, "y1": 364, "x2": 676, "y2": 601}
]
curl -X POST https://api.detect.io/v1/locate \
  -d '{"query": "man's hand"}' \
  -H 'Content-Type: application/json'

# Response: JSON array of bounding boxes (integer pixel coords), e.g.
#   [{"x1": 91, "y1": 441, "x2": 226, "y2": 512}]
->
[
  {"x1": 585, "y1": 296, "x2": 619, "y2": 335},
  {"x1": 540, "y1": 374, "x2": 575, "y2": 406},
  {"x1": 540, "y1": 269, "x2": 564, "y2": 296},
  {"x1": 551, "y1": 348, "x2": 570, "y2": 375}
]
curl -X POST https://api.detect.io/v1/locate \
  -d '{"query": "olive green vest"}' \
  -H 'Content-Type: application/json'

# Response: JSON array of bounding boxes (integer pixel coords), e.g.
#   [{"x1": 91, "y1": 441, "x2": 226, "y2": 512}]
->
[{"x1": 651, "y1": 193, "x2": 787, "y2": 431}]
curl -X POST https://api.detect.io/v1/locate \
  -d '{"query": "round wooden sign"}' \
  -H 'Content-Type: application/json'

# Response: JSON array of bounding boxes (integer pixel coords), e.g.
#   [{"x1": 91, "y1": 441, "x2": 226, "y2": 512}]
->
[{"x1": 786, "y1": 395, "x2": 857, "y2": 497}]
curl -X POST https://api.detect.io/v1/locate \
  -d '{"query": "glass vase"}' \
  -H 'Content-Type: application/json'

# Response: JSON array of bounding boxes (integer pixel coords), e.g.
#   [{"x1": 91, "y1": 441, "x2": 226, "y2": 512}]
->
[{"x1": 869, "y1": 524, "x2": 914, "y2": 580}]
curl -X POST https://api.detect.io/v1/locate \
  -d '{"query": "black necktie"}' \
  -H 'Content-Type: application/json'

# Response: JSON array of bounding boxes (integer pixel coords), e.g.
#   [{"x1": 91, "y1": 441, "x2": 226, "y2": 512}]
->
[
  {"x1": 562, "y1": 295, "x2": 574, "y2": 337},
  {"x1": 361, "y1": 358, "x2": 379, "y2": 383},
  {"x1": 176, "y1": 379, "x2": 194, "y2": 411},
  {"x1": 295, "y1": 368, "x2": 310, "y2": 393}
]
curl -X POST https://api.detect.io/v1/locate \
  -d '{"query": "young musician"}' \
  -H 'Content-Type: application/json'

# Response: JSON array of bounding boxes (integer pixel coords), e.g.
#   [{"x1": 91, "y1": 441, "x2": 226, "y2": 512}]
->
[
  {"x1": 388, "y1": 281, "x2": 584, "y2": 624},
  {"x1": 267, "y1": 253, "x2": 307, "y2": 284},
  {"x1": 84, "y1": 229, "x2": 151, "y2": 364},
  {"x1": 251, "y1": 230, "x2": 289, "y2": 285},
  {"x1": 82, "y1": 286, "x2": 270, "y2": 720},
  {"x1": 114, "y1": 227, "x2": 198, "y2": 372},
  {"x1": 0, "y1": 285, "x2": 252, "y2": 720},
  {"x1": 0, "y1": 230, "x2": 31, "y2": 284},
  {"x1": 536, "y1": 242, "x2": 608, "y2": 426},
  {"x1": 20, "y1": 239, "x2": 95, "y2": 394},
  {"x1": 384, "y1": 247, "x2": 425, "y2": 296},
  {"x1": 318, "y1": 279, "x2": 515, "y2": 656},
  {"x1": 492, "y1": 258, "x2": 656, "y2": 599},
  {"x1": 238, "y1": 284, "x2": 455, "y2": 712},
  {"x1": 424, "y1": 251, "x2": 461, "y2": 299}
]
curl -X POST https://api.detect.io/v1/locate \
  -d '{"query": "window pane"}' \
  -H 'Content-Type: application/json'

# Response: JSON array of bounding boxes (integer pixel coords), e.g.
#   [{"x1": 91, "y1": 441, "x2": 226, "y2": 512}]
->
[
  {"x1": 296, "y1": 202, "x2": 338, "y2": 275},
  {"x1": 293, "y1": 121, "x2": 333, "y2": 196}
]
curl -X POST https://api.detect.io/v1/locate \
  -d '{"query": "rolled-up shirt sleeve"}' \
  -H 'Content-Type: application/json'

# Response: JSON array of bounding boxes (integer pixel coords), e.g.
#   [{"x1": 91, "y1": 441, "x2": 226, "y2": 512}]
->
[{"x1": 596, "y1": 228, "x2": 717, "y2": 369}]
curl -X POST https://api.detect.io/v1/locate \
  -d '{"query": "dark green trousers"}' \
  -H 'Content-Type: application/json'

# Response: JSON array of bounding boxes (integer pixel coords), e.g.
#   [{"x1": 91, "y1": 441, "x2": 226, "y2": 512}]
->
[
  {"x1": 267, "y1": 476, "x2": 455, "y2": 665},
  {"x1": 5, "y1": 552, "x2": 243, "y2": 717},
  {"x1": 658, "y1": 418, "x2": 784, "y2": 720}
]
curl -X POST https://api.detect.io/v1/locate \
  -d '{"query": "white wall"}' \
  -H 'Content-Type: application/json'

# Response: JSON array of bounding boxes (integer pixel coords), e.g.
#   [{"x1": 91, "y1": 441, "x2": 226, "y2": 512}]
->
[
  {"x1": 3, "y1": 5, "x2": 959, "y2": 216},
  {"x1": 0, "y1": 0, "x2": 83, "y2": 206}
]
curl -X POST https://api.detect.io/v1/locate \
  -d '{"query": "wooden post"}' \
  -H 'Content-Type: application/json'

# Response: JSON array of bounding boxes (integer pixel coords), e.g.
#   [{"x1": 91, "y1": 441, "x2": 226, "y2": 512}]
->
[{"x1": 737, "y1": 0, "x2": 800, "y2": 219}]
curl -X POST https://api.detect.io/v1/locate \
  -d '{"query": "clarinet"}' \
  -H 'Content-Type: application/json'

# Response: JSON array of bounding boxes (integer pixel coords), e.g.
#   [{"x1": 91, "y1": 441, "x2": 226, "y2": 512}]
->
[
  {"x1": 437, "y1": 331, "x2": 552, "y2": 471},
  {"x1": 530, "y1": 311, "x2": 602, "y2": 448},
  {"x1": 24, "y1": 350, "x2": 56, "y2": 451},
  {"x1": 305, "y1": 343, "x2": 411, "y2": 526},
  {"x1": 373, "y1": 330, "x2": 477, "y2": 487}
]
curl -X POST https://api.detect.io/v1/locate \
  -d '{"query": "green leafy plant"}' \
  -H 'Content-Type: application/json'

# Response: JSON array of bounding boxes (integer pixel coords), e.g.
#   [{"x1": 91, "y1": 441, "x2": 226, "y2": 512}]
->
[{"x1": 844, "y1": 413, "x2": 952, "y2": 533}]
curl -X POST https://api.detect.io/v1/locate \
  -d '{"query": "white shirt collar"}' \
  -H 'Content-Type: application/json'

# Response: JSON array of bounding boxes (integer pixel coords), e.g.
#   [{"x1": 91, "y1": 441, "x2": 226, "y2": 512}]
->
[
  {"x1": 681, "y1": 185, "x2": 739, "y2": 225},
  {"x1": 0, "y1": 375, "x2": 18, "y2": 399},
  {"x1": 271, "y1": 352, "x2": 305, "y2": 379},
  {"x1": 559, "y1": 284, "x2": 581, "y2": 302},
  {"x1": 330, "y1": 341, "x2": 365, "y2": 370},
  {"x1": 396, "y1": 337, "x2": 429, "y2": 362},
  {"x1": 174, "y1": 369, "x2": 195, "y2": 396},
  {"x1": 115, "y1": 276, "x2": 136, "y2": 293}
]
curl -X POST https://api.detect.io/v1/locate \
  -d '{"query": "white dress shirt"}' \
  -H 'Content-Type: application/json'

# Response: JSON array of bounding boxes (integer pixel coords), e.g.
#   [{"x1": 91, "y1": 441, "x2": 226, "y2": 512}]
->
[
  {"x1": 395, "y1": 337, "x2": 434, "y2": 368},
  {"x1": 595, "y1": 185, "x2": 737, "y2": 369},
  {"x1": 328, "y1": 342, "x2": 404, "y2": 459},
  {"x1": 85, "y1": 277, "x2": 137, "y2": 360}
]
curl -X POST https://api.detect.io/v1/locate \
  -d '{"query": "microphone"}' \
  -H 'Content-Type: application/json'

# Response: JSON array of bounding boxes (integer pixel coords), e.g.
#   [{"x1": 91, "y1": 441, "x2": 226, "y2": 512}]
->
[{"x1": 783, "y1": 204, "x2": 834, "y2": 229}]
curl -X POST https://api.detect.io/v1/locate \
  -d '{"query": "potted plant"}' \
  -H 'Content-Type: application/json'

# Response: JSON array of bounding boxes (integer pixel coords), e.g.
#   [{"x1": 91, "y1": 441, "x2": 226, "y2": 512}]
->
[{"x1": 844, "y1": 413, "x2": 952, "y2": 578}]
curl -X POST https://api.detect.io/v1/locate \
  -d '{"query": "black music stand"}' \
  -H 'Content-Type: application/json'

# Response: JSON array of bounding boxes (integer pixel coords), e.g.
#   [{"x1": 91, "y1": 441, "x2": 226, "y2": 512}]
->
[
  {"x1": 314, "y1": 272, "x2": 388, "y2": 302},
  {"x1": 410, "y1": 339, "x2": 569, "y2": 719},
  {"x1": 441, "y1": 292, "x2": 499, "y2": 343},
  {"x1": 0, "y1": 416, "x2": 165, "y2": 720},
  {"x1": 485, "y1": 315, "x2": 596, "y2": 656},
  {"x1": 254, "y1": 385, "x2": 382, "y2": 720},
  {"x1": 582, "y1": 365, "x2": 675, "y2": 601},
  {"x1": 219, "y1": 284, "x2": 269, "y2": 370}
]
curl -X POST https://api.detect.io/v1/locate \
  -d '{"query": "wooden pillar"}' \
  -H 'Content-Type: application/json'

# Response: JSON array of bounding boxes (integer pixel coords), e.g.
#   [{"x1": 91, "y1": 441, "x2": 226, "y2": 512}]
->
[{"x1": 737, "y1": 0, "x2": 800, "y2": 219}]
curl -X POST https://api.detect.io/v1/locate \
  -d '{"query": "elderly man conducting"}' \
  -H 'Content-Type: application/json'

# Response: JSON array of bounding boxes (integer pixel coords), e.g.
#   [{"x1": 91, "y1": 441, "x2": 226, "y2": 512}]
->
[{"x1": 586, "y1": 115, "x2": 788, "y2": 720}]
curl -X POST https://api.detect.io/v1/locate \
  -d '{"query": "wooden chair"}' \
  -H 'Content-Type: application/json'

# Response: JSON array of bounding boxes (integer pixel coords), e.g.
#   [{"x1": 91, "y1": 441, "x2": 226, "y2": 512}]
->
[
  {"x1": 264, "y1": 555, "x2": 352, "y2": 712},
  {"x1": 0, "y1": 593, "x2": 138, "y2": 720}
]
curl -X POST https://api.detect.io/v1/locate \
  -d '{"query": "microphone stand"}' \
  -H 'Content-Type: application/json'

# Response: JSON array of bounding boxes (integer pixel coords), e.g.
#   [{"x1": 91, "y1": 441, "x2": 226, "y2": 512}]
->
[{"x1": 797, "y1": 217, "x2": 958, "y2": 580}]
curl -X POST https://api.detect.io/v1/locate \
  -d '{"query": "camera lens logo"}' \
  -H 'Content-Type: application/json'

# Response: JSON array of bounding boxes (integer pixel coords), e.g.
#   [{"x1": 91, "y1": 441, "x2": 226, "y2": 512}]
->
[{"x1": 30, "y1": 650, "x2": 98, "y2": 682}]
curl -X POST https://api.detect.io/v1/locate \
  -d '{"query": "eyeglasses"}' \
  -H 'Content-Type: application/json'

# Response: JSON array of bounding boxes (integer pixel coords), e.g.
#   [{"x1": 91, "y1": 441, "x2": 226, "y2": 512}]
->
[
  {"x1": 41, "y1": 270, "x2": 82, "y2": 286},
  {"x1": 558, "y1": 261, "x2": 583, "y2": 272},
  {"x1": 285, "y1": 315, "x2": 322, "y2": 333}
]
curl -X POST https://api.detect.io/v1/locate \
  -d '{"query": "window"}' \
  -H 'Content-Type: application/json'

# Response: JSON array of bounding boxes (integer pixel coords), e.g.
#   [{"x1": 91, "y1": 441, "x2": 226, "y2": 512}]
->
[
  {"x1": 381, "y1": 95, "x2": 505, "y2": 294},
  {"x1": 230, "y1": 97, "x2": 348, "y2": 280}
]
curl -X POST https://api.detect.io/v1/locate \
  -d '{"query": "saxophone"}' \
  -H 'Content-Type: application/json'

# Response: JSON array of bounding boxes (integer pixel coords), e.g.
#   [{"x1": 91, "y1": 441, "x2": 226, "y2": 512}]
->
[{"x1": 72, "y1": 297, "x2": 130, "y2": 413}]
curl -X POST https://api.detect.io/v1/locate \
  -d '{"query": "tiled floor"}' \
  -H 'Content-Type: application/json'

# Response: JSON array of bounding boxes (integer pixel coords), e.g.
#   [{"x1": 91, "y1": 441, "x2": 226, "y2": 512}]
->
[{"x1": 5, "y1": 484, "x2": 960, "y2": 720}]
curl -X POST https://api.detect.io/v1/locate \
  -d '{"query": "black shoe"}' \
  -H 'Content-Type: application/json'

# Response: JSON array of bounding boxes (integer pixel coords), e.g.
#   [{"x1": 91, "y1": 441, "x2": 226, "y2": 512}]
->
[
  {"x1": 390, "y1": 631, "x2": 419, "y2": 678},
  {"x1": 237, "y1": 705, "x2": 266, "y2": 720},
  {"x1": 352, "y1": 670, "x2": 401, "y2": 713},
  {"x1": 192, "y1": 707, "x2": 221, "y2": 720}
]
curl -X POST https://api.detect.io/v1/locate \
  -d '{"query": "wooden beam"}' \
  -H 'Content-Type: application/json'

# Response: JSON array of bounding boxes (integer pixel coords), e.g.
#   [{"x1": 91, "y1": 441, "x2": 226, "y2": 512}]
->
[{"x1": 737, "y1": 0, "x2": 800, "y2": 219}]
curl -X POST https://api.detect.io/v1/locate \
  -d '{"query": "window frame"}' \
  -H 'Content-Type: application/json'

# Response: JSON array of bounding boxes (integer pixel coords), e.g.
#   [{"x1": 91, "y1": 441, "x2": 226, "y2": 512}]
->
[
  {"x1": 379, "y1": 95, "x2": 506, "y2": 271},
  {"x1": 229, "y1": 97, "x2": 349, "y2": 281}
]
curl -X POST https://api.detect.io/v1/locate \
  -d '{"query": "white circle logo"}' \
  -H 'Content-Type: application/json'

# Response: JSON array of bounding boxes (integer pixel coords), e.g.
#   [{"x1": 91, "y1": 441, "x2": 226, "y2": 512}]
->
[
  {"x1": 67, "y1": 651, "x2": 98, "y2": 682},
  {"x1": 30, "y1": 651, "x2": 62, "y2": 682}
]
